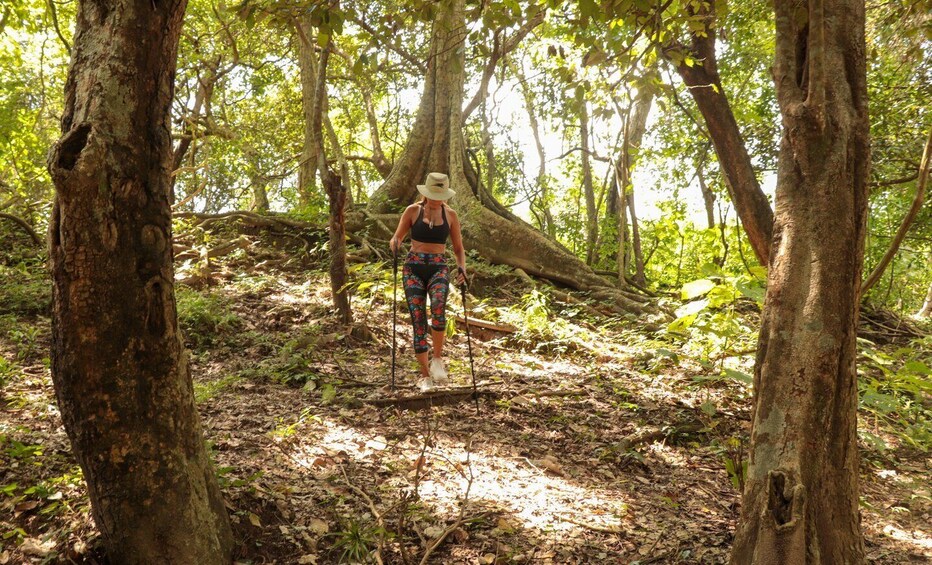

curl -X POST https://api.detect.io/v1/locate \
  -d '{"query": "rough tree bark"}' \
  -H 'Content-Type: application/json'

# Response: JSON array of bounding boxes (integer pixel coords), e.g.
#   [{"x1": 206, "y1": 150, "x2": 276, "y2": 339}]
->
[
  {"x1": 45, "y1": 0, "x2": 233, "y2": 562},
  {"x1": 365, "y1": 0, "x2": 649, "y2": 313},
  {"x1": 665, "y1": 1, "x2": 774, "y2": 265},
  {"x1": 730, "y1": 0, "x2": 869, "y2": 562}
]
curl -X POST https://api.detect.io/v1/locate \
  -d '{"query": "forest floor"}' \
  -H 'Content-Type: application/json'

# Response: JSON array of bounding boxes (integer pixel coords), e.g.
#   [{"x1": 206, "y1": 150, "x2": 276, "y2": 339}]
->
[{"x1": 1, "y1": 225, "x2": 931, "y2": 564}]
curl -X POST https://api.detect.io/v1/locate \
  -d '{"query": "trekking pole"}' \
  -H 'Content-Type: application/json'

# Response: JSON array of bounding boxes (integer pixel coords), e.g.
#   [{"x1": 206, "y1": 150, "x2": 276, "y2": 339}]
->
[
  {"x1": 459, "y1": 268, "x2": 479, "y2": 415},
  {"x1": 391, "y1": 248, "x2": 398, "y2": 391}
]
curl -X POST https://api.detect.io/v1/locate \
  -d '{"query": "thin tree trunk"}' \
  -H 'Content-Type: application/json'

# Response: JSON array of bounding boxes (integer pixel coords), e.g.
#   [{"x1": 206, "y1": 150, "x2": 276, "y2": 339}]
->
[
  {"x1": 666, "y1": 1, "x2": 774, "y2": 265},
  {"x1": 580, "y1": 100, "x2": 598, "y2": 265},
  {"x1": 626, "y1": 191, "x2": 645, "y2": 285},
  {"x1": 514, "y1": 62, "x2": 554, "y2": 236},
  {"x1": 311, "y1": 37, "x2": 352, "y2": 325},
  {"x1": 252, "y1": 181, "x2": 270, "y2": 212},
  {"x1": 481, "y1": 101, "x2": 496, "y2": 199},
  {"x1": 360, "y1": 80, "x2": 392, "y2": 178},
  {"x1": 861, "y1": 126, "x2": 932, "y2": 296},
  {"x1": 614, "y1": 166, "x2": 629, "y2": 282},
  {"x1": 730, "y1": 0, "x2": 869, "y2": 561},
  {"x1": 45, "y1": 0, "x2": 233, "y2": 562},
  {"x1": 297, "y1": 17, "x2": 319, "y2": 205},
  {"x1": 623, "y1": 90, "x2": 652, "y2": 285},
  {"x1": 698, "y1": 157, "x2": 716, "y2": 230}
]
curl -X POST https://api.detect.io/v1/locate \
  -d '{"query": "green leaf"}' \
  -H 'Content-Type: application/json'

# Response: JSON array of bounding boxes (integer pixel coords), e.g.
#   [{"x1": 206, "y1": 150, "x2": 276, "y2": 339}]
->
[
  {"x1": 722, "y1": 368, "x2": 753, "y2": 384},
  {"x1": 675, "y1": 298, "x2": 709, "y2": 318},
  {"x1": 320, "y1": 384, "x2": 336, "y2": 403},
  {"x1": 681, "y1": 279, "x2": 716, "y2": 300},
  {"x1": 903, "y1": 360, "x2": 931, "y2": 375}
]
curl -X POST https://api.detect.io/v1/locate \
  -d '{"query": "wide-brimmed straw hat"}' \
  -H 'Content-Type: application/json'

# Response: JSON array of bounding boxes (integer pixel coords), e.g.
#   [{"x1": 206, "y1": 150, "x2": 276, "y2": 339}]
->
[{"x1": 416, "y1": 172, "x2": 455, "y2": 201}]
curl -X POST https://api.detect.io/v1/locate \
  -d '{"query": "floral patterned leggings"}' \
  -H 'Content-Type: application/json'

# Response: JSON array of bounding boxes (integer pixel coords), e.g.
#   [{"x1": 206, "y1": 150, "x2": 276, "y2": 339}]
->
[{"x1": 402, "y1": 252, "x2": 450, "y2": 353}]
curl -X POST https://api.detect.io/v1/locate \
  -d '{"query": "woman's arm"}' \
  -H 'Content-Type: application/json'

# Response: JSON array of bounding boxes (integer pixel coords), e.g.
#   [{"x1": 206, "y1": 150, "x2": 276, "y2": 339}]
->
[
  {"x1": 390, "y1": 205, "x2": 416, "y2": 254},
  {"x1": 448, "y1": 208, "x2": 468, "y2": 285}
]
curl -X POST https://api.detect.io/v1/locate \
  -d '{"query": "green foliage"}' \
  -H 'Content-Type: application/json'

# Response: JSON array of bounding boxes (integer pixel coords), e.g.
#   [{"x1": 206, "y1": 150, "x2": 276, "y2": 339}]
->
[
  {"x1": 237, "y1": 328, "x2": 324, "y2": 388},
  {"x1": 176, "y1": 287, "x2": 242, "y2": 348},
  {"x1": 666, "y1": 266, "x2": 765, "y2": 363},
  {"x1": 0, "y1": 261, "x2": 51, "y2": 317},
  {"x1": 330, "y1": 518, "x2": 381, "y2": 564},
  {"x1": 0, "y1": 356, "x2": 15, "y2": 392},
  {"x1": 858, "y1": 337, "x2": 932, "y2": 452}
]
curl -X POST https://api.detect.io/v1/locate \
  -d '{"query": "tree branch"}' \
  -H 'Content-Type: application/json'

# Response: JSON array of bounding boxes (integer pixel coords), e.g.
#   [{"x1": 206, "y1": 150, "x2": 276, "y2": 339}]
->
[
  {"x1": 861, "y1": 125, "x2": 932, "y2": 296},
  {"x1": 350, "y1": 15, "x2": 427, "y2": 73},
  {"x1": 0, "y1": 212, "x2": 43, "y2": 246}
]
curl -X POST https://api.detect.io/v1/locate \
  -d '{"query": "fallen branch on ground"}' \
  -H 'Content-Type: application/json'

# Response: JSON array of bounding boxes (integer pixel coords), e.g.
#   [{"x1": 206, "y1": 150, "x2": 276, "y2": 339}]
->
[
  {"x1": 451, "y1": 315, "x2": 517, "y2": 333},
  {"x1": 366, "y1": 386, "x2": 499, "y2": 410},
  {"x1": 418, "y1": 513, "x2": 489, "y2": 565},
  {"x1": 615, "y1": 421, "x2": 704, "y2": 451}
]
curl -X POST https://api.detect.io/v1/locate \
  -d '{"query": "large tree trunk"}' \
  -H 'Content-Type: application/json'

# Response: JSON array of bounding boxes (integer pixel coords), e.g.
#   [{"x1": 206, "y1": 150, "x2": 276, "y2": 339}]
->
[
  {"x1": 730, "y1": 0, "x2": 869, "y2": 562},
  {"x1": 365, "y1": 0, "x2": 649, "y2": 314},
  {"x1": 366, "y1": 2, "x2": 463, "y2": 213},
  {"x1": 667, "y1": 1, "x2": 774, "y2": 265},
  {"x1": 45, "y1": 1, "x2": 233, "y2": 562}
]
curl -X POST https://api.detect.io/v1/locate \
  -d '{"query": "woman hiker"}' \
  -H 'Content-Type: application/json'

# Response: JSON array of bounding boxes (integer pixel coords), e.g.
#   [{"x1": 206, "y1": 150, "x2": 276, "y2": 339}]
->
[{"x1": 390, "y1": 172, "x2": 468, "y2": 391}]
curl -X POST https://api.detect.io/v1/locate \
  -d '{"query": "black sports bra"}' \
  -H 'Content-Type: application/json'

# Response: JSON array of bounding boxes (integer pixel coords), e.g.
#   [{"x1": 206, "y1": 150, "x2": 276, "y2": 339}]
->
[{"x1": 410, "y1": 204, "x2": 450, "y2": 244}]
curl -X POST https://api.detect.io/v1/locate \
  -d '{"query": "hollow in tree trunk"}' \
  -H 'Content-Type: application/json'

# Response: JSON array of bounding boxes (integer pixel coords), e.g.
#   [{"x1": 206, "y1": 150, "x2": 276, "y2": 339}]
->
[
  {"x1": 45, "y1": 1, "x2": 233, "y2": 562},
  {"x1": 729, "y1": 0, "x2": 869, "y2": 562}
]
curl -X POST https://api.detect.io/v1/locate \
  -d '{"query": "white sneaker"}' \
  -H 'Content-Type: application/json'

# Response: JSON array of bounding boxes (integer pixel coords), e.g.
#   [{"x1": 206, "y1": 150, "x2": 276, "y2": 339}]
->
[
  {"x1": 417, "y1": 376, "x2": 434, "y2": 392},
  {"x1": 429, "y1": 358, "x2": 449, "y2": 385}
]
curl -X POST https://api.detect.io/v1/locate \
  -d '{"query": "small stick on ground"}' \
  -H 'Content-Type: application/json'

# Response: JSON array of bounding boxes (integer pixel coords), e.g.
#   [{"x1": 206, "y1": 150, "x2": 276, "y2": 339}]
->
[{"x1": 417, "y1": 513, "x2": 489, "y2": 565}]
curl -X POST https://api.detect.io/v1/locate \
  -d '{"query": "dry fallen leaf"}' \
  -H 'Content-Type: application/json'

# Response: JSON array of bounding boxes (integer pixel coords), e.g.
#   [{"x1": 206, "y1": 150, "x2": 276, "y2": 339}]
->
[
  {"x1": 308, "y1": 518, "x2": 329, "y2": 535},
  {"x1": 248, "y1": 512, "x2": 262, "y2": 527},
  {"x1": 532, "y1": 455, "x2": 566, "y2": 477},
  {"x1": 20, "y1": 538, "x2": 55, "y2": 557}
]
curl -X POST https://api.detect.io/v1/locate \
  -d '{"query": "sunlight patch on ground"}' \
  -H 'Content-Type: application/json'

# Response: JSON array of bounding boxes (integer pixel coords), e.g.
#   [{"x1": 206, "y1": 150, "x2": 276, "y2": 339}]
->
[
  {"x1": 880, "y1": 523, "x2": 932, "y2": 550},
  {"x1": 283, "y1": 418, "x2": 629, "y2": 535}
]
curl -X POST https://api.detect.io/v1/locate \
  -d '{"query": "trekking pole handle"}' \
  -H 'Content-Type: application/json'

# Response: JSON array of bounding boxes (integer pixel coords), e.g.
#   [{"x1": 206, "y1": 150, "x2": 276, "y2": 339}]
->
[{"x1": 457, "y1": 266, "x2": 469, "y2": 290}]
